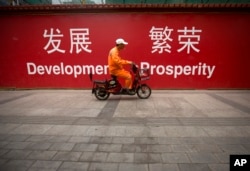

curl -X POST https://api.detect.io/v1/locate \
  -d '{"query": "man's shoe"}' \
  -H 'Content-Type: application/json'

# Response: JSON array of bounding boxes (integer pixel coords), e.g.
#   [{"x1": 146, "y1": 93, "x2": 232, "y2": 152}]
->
[{"x1": 127, "y1": 89, "x2": 135, "y2": 95}]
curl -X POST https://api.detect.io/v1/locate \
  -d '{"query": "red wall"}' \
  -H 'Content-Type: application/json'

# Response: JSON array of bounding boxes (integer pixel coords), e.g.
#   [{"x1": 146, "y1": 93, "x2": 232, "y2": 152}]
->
[{"x1": 0, "y1": 12, "x2": 250, "y2": 89}]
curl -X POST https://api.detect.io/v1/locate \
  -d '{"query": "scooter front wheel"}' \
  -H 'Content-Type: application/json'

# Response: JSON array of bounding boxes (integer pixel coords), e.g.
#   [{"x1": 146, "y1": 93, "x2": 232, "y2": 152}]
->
[
  {"x1": 94, "y1": 87, "x2": 110, "y2": 100},
  {"x1": 137, "y1": 84, "x2": 151, "y2": 99}
]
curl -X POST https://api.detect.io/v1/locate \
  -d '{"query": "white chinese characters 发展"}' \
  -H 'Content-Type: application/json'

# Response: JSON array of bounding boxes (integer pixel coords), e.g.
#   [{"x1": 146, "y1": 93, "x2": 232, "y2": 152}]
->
[
  {"x1": 43, "y1": 28, "x2": 92, "y2": 54},
  {"x1": 43, "y1": 28, "x2": 65, "y2": 54},
  {"x1": 70, "y1": 28, "x2": 92, "y2": 54},
  {"x1": 149, "y1": 26, "x2": 202, "y2": 54}
]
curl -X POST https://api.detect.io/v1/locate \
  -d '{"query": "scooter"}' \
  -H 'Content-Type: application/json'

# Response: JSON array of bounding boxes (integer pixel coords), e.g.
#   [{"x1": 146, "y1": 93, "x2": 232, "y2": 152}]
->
[{"x1": 90, "y1": 64, "x2": 151, "y2": 100}]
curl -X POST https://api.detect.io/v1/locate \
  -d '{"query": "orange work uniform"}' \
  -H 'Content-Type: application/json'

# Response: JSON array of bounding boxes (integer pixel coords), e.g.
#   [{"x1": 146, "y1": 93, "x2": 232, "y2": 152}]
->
[{"x1": 108, "y1": 46, "x2": 132, "y2": 89}]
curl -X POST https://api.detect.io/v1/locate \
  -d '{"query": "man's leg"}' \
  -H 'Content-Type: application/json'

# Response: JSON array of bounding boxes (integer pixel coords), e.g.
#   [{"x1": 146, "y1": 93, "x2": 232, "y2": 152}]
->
[{"x1": 114, "y1": 70, "x2": 132, "y2": 89}]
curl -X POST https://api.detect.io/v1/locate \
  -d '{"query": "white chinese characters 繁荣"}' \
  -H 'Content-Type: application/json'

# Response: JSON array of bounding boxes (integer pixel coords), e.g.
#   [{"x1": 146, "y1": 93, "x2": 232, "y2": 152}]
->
[{"x1": 149, "y1": 26, "x2": 202, "y2": 54}]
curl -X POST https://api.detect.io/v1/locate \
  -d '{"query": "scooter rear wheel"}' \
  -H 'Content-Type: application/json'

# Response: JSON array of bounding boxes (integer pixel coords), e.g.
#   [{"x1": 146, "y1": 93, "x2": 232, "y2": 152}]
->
[
  {"x1": 137, "y1": 84, "x2": 151, "y2": 99},
  {"x1": 94, "y1": 87, "x2": 110, "y2": 100}
]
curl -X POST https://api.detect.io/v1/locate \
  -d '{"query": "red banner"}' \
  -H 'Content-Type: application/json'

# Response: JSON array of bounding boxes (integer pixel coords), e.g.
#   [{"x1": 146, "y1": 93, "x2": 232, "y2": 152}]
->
[{"x1": 0, "y1": 13, "x2": 250, "y2": 89}]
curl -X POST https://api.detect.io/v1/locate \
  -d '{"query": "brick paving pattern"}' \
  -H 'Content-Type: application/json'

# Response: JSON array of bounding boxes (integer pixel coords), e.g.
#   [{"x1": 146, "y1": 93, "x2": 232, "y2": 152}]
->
[{"x1": 0, "y1": 90, "x2": 249, "y2": 171}]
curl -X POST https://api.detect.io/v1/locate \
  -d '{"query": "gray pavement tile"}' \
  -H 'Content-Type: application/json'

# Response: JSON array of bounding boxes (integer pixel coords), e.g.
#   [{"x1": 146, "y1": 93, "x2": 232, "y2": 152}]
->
[
  {"x1": 147, "y1": 144, "x2": 172, "y2": 153},
  {"x1": 2, "y1": 150, "x2": 32, "y2": 160},
  {"x1": 148, "y1": 126, "x2": 167, "y2": 137},
  {"x1": 89, "y1": 137, "x2": 113, "y2": 144},
  {"x1": 0, "y1": 142, "x2": 8, "y2": 148},
  {"x1": 178, "y1": 137, "x2": 206, "y2": 144},
  {"x1": 0, "y1": 159, "x2": 8, "y2": 165},
  {"x1": 107, "y1": 153, "x2": 134, "y2": 163},
  {"x1": 149, "y1": 164, "x2": 179, "y2": 171},
  {"x1": 4, "y1": 141, "x2": 31, "y2": 150},
  {"x1": 119, "y1": 163, "x2": 149, "y2": 171},
  {"x1": 107, "y1": 126, "x2": 125, "y2": 137},
  {"x1": 4, "y1": 134, "x2": 30, "y2": 142},
  {"x1": 164, "y1": 126, "x2": 209, "y2": 137},
  {"x1": 73, "y1": 143, "x2": 98, "y2": 152},
  {"x1": 98, "y1": 144, "x2": 122, "y2": 152},
  {"x1": 0, "y1": 159, "x2": 34, "y2": 171},
  {"x1": 218, "y1": 144, "x2": 248, "y2": 154},
  {"x1": 25, "y1": 142, "x2": 52, "y2": 150},
  {"x1": 147, "y1": 118, "x2": 181, "y2": 126},
  {"x1": 10, "y1": 124, "x2": 53, "y2": 135},
  {"x1": 208, "y1": 164, "x2": 229, "y2": 171},
  {"x1": 68, "y1": 136, "x2": 90, "y2": 143},
  {"x1": 135, "y1": 137, "x2": 159, "y2": 144},
  {"x1": 79, "y1": 152, "x2": 108, "y2": 162},
  {"x1": 47, "y1": 135, "x2": 71, "y2": 143},
  {"x1": 158, "y1": 137, "x2": 181, "y2": 145},
  {"x1": 49, "y1": 142, "x2": 75, "y2": 151},
  {"x1": 27, "y1": 150, "x2": 57, "y2": 160},
  {"x1": 45, "y1": 125, "x2": 89, "y2": 136},
  {"x1": 26, "y1": 135, "x2": 54, "y2": 142},
  {"x1": 195, "y1": 144, "x2": 222, "y2": 153},
  {"x1": 214, "y1": 153, "x2": 230, "y2": 163},
  {"x1": 172, "y1": 144, "x2": 221, "y2": 153},
  {"x1": 188, "y1": 153, "x2": 219, "y2": 163},
  {"x1": 58, "y1": 161, "x2": 89, "y2": 171},
  {"x1": 179, "y1": 118, "x2": 215, "y2": 126},
  {"x1": 209, "y1": 137, "x2": 250, "y2": 145},
  {"x1": 0, "y1": 149, "x2": 9, "y2": 157},
  {"x1": 112, "y1": 137, "x2": 135, "y2": 144},
  {"x1": 52, "y1": 151, "x2": 82, "y2": 161},
  {"x1": 214, "y1": 117, "x2": 250, "y2": 126},
  {"x1": 134, "y1": 153, "x2": 148, "y2": 163},
  {"x1": 0, "y1": 134, "x2": 9, "y2": 141},
  {"x1": 135, "y1": 153, "x2": 162, "y2": 163},
  {"x1": 161, "y1": 153, "x2": 190, "y2": 163},
  {"x1": 243, "y1": 144, "x2": 250, "y2": 153},
  {"x1": 92, "y1": 152, "x2": 108, "y2": 162},
  {"x1": 122, "y1": 144, "x2": 147, "y2": 153},
  {"x1": 203, "y1": 126, "x2": 250, "y2": 137},
  {"x1": 171, "y1": 145, "x2": 197, "y2": 153},
  {"x1": 74, "y1": 117, "x2": 108, "y2": 125},
  {"x1": 79, "y1": 152, "x2": 95, "y2": 162},
  {"x1": 178, "y1": 164, "x2": 210, "y2": 171},
  {"x1": 29, "y1": 160, "x2": 62, "y2": 170},
  {"x1": 0, "y1": 124, "x2": 21, "y2": 134},
  {"x1": 86, "y1": 126, "x2": 109, "y2": 137},
  {"x1": 89, "y1": 162, "x2": 119, "y2": 171},
  {"x1": 125, "y1": 126, "x2": 149, "y2": 137},
  {"x1": 26, "y1": 115, "x2": 76, "y2": 125},
  {"x1": 26, "y1": 135, "x2": 71, "y2": 143}
]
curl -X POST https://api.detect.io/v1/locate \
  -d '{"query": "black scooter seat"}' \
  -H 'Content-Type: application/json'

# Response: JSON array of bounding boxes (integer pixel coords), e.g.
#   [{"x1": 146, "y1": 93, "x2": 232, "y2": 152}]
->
[
  {"x1": 111, "y1": 75, "x2": 117, "y2": 80},
  {"x1": 94, "y1": 80, "x2": 106, "y2": 84}
]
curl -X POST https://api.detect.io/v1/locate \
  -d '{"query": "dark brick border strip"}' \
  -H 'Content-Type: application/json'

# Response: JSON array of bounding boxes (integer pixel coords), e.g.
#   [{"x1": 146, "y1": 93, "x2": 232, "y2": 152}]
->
[
  {"x1": 0, "y1": 93, "x2": 33, "y2": 105},
  {"x1": 0, "y1": 116, "x2": 249, "y2": 126},
  {"x1": 207, "y1": 93, "x2": 250, "y2": 114}
]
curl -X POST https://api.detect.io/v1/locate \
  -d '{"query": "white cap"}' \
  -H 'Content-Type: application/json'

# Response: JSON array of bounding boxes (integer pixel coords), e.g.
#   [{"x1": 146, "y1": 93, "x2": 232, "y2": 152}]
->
[{"x1": 116, "y1": 38, "x2": 128, "y2": 45}]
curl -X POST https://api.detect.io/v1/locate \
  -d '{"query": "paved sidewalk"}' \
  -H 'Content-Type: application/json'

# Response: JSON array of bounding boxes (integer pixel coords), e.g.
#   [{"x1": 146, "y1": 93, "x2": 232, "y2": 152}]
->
[{"x1": 0, "y1": 90, "x2": 249, "y2": 171}]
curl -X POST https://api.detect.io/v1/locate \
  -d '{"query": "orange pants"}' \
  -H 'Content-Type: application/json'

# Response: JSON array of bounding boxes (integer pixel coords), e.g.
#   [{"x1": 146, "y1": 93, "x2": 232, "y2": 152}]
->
[{"x1": 111, "y1": 69, "x2": 132, "y2": 89}]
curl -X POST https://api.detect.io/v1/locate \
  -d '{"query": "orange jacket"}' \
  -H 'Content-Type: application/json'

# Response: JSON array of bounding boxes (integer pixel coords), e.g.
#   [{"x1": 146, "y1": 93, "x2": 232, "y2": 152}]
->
[{"x1": 108, "y1": 47, "x2": 130, "y2": 74}]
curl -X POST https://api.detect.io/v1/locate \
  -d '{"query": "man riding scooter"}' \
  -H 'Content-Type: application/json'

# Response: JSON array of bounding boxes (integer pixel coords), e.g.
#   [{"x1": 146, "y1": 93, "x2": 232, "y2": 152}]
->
[{"x1": 108, "y1": 38, "x2": 134, "y2": 95}]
